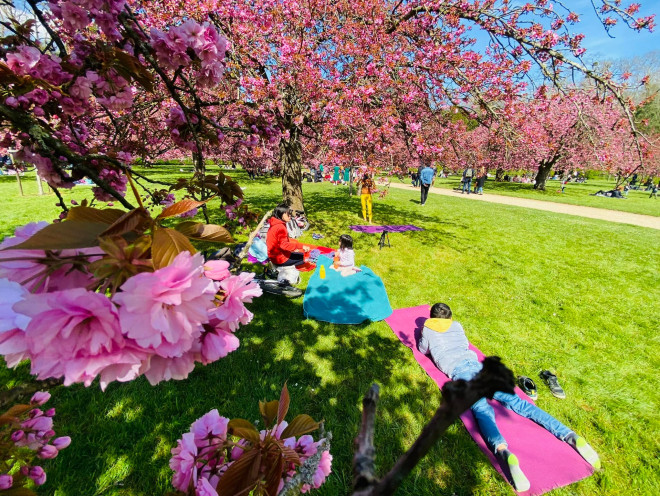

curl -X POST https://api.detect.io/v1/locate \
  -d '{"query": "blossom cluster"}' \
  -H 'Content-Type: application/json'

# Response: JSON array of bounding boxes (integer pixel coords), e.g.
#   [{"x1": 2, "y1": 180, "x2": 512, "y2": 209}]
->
[
  {"x1": 170, "y1": 411, "x2": 332, "y2": 495},
  {"x1": 0, "y1": 391, "x2": 71, "y2": 491},
  {"x1": 0, "y1": 222, "x2": 262, "y2": 389},
  {"x1": 2, "y1": 1, "x2": 228, "y2": 202}
]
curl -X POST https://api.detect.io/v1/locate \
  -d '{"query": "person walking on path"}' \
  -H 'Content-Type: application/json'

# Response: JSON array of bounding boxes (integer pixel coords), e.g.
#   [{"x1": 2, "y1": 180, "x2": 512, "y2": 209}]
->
[
  {"x1": 476, "y1": 168, "x2": 487, "y2": 195},
  {"x1": 419, "y1": 162, "x2": 436, "y2": 206},
  {"x1": 343, "y1": 166, "x2": 351, "y2": 185},
  {"x1": 357, "y1": 173, "x2": 375, "y2": 223},
  {"x1": 462, "y1": 166, "x2": 474, "y2": 194}
]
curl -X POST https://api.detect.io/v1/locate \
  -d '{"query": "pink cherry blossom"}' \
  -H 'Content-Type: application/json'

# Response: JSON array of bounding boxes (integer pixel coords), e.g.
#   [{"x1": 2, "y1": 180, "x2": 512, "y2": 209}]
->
[
  {"x1": 0, "y1": 475, "x2": 12, "y2": 490},
  {"x1": 113, "y1": 251, "x2": 217, "y2": 358},
  {"x1": 30, "y1": 392, "x2": 51, "y2": 406},
  {"x1": 28, "y1": 466, "x2": 46, "y2": 486},
  {"x1": 13, "y1": 289, "x2": 143, "y2": 387},
  {"x1": 203, "y1": 260, "x2": 231, "y2": 281},
  {"x1": 170, "y1": 432, "x2": 198, "y2": 491},
  {"x1": 199, "y1": 323, "x2": 239, "y2": 364},
  {"x1": 60, "y1": 2, "x2": 91, "y2": 31},
  {"x1": 53, "y1": 436, "x2": 72, "y2": 450},
  {"x1": 195, "y1": 477, "x2": 219, "y2": 496},
  {"x1": 211, "y1": 272, "x2": 262, "y2": 332}
]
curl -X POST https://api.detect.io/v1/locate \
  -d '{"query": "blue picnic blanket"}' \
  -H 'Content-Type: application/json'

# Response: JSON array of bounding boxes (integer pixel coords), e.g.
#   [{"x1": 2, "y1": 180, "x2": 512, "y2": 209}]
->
[{"x1": 303, "y1": 255, "x2": 393, "y2": 324}]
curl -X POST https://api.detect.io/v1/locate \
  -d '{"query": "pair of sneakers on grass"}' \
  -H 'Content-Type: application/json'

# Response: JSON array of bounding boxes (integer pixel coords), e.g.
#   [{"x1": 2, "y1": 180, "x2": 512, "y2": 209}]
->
[{"x1": 517, "y1": 370, "x2": 566, "y2": 400}]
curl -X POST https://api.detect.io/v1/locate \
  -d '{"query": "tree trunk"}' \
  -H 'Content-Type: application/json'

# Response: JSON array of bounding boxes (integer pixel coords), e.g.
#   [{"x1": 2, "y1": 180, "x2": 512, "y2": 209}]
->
[
  {"x1": 495, "y1": 167, "x2": 504, "y2": 182},
  {"x1": 280, "y1": 133, "x2": 304, "y2": 212},
  {"x1": 533, "y1": 159, "x2": 556, "y2": 190},
  {"x1": 193, "y1": 149, "x2": 210, "y2": 223}
]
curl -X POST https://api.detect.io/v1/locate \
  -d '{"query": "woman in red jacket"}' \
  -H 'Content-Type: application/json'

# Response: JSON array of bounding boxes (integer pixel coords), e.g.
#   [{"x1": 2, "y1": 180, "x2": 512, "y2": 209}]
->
[{"x1": 266, "y1": 204, "x2": 310, "y2": 266}]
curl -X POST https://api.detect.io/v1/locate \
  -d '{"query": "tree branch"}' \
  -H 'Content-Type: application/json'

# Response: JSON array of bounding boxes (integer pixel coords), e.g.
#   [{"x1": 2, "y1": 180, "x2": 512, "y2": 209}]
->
[{"x1": 353, "y1": 356, "x2": 515, "y2": 496}]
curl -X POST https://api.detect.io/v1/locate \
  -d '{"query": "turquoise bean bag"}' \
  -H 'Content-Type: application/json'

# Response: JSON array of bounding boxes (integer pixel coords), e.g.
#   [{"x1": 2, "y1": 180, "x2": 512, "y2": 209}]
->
[{"x1": 303, "y1": 255, "x2": 393, "y2": 324}]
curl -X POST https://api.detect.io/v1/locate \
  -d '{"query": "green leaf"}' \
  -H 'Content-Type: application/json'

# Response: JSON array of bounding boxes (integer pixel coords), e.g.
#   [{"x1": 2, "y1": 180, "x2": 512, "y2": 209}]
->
[
  {"x1": 280, "y1": 414, "x2": 321, "y2": 439},
  {"x1": 151, "y1": 227, "x2": 196, "y2": 270},
  {"x1": 227, "y1": 418, "x2": 261, "y2": 445},
  {"x1": 175, "y1": 221, "x2": 234, "y2": 243},
  {"x1": 277, "y1": 383, "x2": 290, "y2": 425},
  {"x1": 66, "y1": 206, "x2": 126, "y2": 224},
  {"x1": 157, "y1": 199, "x2": 208, "y2": 220},
  {"x1": 1, "y1": 221, "x2": 109, "y2": 251}
]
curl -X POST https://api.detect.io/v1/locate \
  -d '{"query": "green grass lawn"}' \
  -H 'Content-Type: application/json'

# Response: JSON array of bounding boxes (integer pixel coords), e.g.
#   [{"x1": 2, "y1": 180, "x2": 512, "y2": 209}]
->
[
  {"x1": 1, "y1": 168, "x2": 659, "y2": 495},
  {"x1": 392, "y1": 174, "x2": 660, "y2": 217}
]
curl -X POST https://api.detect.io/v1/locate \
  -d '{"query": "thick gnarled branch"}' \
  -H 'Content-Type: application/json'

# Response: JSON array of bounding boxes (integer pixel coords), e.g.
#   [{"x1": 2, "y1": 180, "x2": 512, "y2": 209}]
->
[{"x1": 352, "y1": 356, "x2": 514, "y2": 496}]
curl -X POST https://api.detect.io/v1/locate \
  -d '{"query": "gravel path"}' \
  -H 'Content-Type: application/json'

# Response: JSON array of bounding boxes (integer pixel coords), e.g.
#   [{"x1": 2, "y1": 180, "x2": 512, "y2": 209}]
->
[{"x1": 388, "y1": 182, "x2": 660, "y2": 230}]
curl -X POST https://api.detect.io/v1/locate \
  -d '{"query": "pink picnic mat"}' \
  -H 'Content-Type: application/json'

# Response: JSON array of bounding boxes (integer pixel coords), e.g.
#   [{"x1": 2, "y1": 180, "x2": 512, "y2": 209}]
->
[{"x1": 385, "y1": 305, "x2": 594, "y2": 495}]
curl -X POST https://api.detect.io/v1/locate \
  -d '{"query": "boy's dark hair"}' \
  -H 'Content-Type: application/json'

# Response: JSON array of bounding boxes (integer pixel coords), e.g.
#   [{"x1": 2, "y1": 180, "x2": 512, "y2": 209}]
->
[
  {"x1": 430, "y1": 303, "x2": 452, "y2": 319},
  {"x1": 273, "y1": 203, "x2": 291, "y2": 220},
  {"x1": 339, "y1": 234, "x2": 353, "y2": 250}
]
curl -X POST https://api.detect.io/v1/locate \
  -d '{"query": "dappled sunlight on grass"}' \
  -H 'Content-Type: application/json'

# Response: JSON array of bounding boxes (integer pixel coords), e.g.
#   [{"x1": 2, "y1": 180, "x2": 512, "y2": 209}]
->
[{"x1": 1, "y1": 168, "x2": 658, "y2": 495}]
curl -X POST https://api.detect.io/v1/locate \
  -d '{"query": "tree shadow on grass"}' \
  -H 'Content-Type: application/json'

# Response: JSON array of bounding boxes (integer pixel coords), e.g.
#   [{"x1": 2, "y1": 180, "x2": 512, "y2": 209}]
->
[{"x1": 38, "y1": 186, "x2": 489, "y2": 496}]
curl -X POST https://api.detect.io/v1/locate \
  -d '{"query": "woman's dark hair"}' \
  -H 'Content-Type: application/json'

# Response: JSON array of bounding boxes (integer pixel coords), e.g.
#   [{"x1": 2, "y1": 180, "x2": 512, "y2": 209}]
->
[
  {"x1": 273, "y1": 203, "x2": 291, "y2": 220},
  {"x1": 339, "y1": 234, "x2": 353, "y2": 250},
  {"x1": 430, "y1": 302, "x2": 452, "y2": 319}
]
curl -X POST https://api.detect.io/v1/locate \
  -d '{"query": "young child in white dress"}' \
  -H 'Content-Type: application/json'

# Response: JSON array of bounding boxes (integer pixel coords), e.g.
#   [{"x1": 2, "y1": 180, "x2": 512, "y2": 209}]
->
[{"x1": 332, "y1": 234, "x2": 361, "y2": 276}]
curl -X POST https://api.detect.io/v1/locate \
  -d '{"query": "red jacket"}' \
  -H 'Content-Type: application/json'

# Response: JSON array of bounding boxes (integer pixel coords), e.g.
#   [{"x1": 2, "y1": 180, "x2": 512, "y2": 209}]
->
[{"x1": 266, "y1": 217, "x2": 303, "y2": 264}]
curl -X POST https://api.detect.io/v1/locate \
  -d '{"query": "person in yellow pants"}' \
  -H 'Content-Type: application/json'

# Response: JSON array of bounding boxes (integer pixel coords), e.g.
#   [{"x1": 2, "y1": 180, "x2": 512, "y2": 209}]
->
[{"x1": 358, "y1": 173, "x2": 374, "y2": 223}]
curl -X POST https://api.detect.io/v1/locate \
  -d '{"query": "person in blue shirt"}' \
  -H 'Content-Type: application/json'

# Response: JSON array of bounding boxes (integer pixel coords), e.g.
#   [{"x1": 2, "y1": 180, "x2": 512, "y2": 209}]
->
[{"x1": 419, "y1": 162, "x2": 435, "y2": 206}]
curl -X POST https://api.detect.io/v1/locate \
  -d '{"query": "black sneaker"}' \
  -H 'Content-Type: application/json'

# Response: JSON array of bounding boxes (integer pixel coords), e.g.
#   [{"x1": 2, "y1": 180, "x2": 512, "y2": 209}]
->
[
  {"x1": 517, "y1": 376, "x2": 538, "y2": 400},
  {"x1": 539, "y1": 370, "x2": 566, "y2": 399}
]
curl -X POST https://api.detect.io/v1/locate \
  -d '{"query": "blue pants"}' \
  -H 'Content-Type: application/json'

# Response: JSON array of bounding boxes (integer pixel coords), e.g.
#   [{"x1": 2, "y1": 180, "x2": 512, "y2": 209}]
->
[
  {"x1": 451, "y1": 360, "x2": 572, "y2": 453},
  {"x1": 462, "y1": 179, "x2": 472, "y2": 193}
]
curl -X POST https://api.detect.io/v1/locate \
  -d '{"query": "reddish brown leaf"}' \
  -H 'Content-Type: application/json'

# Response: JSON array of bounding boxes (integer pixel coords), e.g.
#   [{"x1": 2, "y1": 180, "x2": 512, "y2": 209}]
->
[
  {"x1": 174, "y1": 221, "x2": 234, "y2": 243},
  {"x1": 151, "y1": 227, "x2": 196, "y2": 270},
  {"x1": 0, "y1": 404, "x2": 32, "y2": 425},
  {"x1": 100, "y1": 207, "x2": 153, "y2": 238},
  {"x1": 1, "y1": 221, "x2": 109, "y2": 251},
  {"x1": 66, "y1": 206, "x2": 126, "y2": 225},
  {"x1": 277, "y1": 383, "x2": 290, "y2": 425},
  {"x1": 228, "y1": 418, "x2": 262, "y2": 445},
  {"x1": 157, "y1": 199, "x2": 207, "y2": 220},
  {"x1": 258, "y1": 400, "x2": 279, "y2": 428},
  {"x1": 215, "y1": 447, "x2": 260, "y2": 496},
  {"x1": 279, "y1": 445, "x2": 301, "y2": 466},
  {"x1": 264, "y1": 453, "x2": 285, "y2": 496},
  {"x1": 280, "y1": 414, "x2": 321, "y2": 439}
]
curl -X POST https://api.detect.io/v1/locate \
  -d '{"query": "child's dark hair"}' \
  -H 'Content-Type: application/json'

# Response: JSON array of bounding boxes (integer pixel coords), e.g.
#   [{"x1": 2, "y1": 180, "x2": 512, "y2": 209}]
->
[
  {"x1": 273, "y1": 203, "x2": 291, "y2": 220},
  {"x1": 430, "y1": 303, "x2": 452, "y2": 319},
  {"x1": 339, "y1": 234, "x2": 353, "y2": 250}
]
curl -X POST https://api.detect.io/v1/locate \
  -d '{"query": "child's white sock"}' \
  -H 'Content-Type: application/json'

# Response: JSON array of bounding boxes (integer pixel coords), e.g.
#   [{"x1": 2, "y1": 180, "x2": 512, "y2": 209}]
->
[
  {"x1": 565, "y1": 432, "x2": 601, "y2": 469},
  {"x1": 497, "y1": 449, "x2": 530, "y2": 492}
]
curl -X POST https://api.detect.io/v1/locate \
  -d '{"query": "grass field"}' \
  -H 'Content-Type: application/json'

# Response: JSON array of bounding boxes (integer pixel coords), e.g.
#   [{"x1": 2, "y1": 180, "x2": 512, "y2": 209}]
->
[
  {"x1": 392, "y1": 174, "x2": 660, "y2": 217},
  {"x1": 1, "y1": 167, "x2": 659, "y2": 495}
]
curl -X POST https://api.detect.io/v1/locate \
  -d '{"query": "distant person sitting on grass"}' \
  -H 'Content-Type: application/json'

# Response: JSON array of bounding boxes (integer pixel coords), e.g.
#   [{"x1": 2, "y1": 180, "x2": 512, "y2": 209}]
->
[{"x1": 418, "y1": 302, "x2": 600, "y2": 492}]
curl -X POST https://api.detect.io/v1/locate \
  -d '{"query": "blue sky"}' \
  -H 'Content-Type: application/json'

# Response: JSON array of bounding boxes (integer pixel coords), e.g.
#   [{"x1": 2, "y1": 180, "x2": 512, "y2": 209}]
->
[{"x1": 571, "y1": 0, "x2": 659, "y2": 60}]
